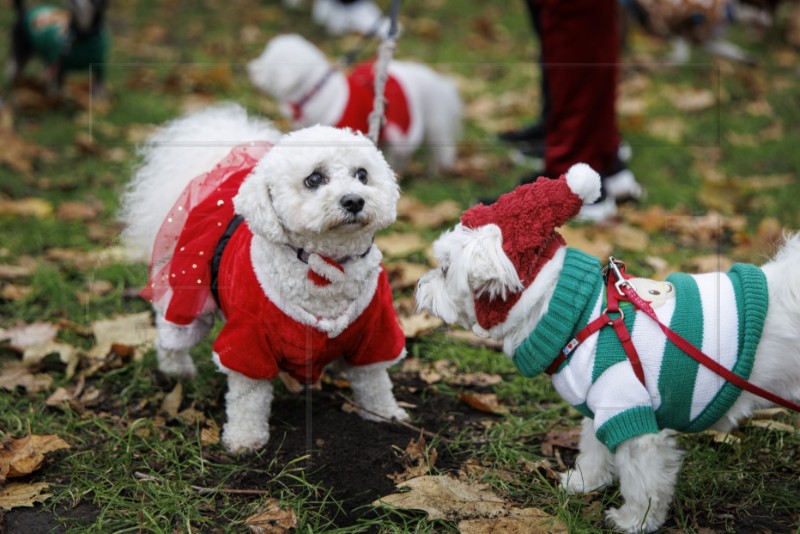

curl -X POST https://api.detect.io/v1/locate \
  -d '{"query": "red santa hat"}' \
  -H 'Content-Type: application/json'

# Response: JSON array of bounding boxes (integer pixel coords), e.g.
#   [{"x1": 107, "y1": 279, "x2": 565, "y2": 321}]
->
[{"x1": 460, "y1": 163, "x2": 601, "y2": 330}]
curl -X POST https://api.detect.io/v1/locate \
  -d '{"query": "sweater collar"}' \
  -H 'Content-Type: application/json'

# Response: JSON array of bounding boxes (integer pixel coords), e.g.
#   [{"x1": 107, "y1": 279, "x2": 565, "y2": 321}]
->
[{"x1": 512, "y1": 249, "x2": 604, "y2": 377}]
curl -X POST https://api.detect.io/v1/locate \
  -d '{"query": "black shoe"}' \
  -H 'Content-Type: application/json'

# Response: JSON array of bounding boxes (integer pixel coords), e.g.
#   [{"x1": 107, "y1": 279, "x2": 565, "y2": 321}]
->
[{"x1": 498, "y1": 121, "x2": 546, "y2": 143}]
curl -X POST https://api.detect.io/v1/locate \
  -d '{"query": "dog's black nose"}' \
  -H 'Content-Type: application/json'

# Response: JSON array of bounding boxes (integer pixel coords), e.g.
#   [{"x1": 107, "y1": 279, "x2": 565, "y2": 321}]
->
[{"x1": 340, "y1": 194, "x2": 365, "y2": 214}]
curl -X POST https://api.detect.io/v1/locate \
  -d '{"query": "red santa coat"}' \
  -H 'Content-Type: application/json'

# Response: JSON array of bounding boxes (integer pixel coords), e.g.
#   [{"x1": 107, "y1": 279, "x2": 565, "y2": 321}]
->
[
  {"x1": 143, "y1": 144, "x2": 406, "y2": 383},
  {"x1": 213, "y1": 225, "x2": 406, "y2": 383},
  {"x1": 334, "y1": 62, "x2": 412, "y2": 139}
]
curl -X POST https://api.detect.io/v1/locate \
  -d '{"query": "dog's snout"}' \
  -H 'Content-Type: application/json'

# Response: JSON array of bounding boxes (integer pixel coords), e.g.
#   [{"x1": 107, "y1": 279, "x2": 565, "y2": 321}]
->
[{"x1": 340, "y1": 194, "x2": 365, "y2": 214}]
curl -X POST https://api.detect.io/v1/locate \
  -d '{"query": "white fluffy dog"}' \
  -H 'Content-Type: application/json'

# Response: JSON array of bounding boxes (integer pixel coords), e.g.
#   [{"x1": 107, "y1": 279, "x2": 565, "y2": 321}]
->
[
  {"x1": 247, "y1": 33, "x2": 462, "y2": 174},
  {"x1": 416, "y1": 164, "x2": 800, "y2": 533},
  {"x1": 121, "y1": 103, "x2": 409, "y2": 453}
]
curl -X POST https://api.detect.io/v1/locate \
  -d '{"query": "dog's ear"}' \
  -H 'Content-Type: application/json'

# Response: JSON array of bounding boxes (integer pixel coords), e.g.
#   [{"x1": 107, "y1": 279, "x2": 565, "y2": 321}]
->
[
  {"x1": 233, "y1": 171, "x2": 287, "y2": 242},
  {"x1": 459, "y1": 224, "x2": 522, "y2": 299}
]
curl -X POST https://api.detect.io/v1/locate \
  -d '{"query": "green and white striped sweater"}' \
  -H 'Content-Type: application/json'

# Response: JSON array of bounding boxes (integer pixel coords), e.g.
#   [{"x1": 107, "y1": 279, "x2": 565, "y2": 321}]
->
[{"x1": 513, "y1": 249, "x2": 768, "y2": 452}]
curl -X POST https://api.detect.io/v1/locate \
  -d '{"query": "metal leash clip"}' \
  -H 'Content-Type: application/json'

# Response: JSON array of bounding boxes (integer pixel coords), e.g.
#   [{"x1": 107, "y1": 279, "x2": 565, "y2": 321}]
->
[{"x1": 606, "y1": 256, "x2": 636, "y2": 296}]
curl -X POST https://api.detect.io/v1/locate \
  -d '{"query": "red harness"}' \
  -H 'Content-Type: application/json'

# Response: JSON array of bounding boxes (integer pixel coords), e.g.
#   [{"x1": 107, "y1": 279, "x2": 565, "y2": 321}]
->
[{"x1": 547, "y1": 257, "x2": 800, "y2": 413}]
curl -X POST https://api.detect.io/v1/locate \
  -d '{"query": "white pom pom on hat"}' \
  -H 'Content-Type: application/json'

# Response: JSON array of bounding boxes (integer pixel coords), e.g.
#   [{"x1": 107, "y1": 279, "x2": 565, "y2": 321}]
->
[{"x1": 565, "y1": 163, "x2": 602, "y2": 204}]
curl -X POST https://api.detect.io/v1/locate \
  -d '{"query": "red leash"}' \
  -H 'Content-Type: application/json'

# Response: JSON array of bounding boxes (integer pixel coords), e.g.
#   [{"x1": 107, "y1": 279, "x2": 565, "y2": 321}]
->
[{"x1": 548, "y1": 257, "x2": 800, "y2": 413}]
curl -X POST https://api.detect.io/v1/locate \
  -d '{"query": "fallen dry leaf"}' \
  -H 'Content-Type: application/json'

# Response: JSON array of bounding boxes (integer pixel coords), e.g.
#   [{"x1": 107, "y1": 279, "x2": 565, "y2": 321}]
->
[
  {"x1": 389, "y1": 435, "x2": 438, "y2": 483},
  {"x1": 0, "y1": 482, "x2": 52, "y2": 511},
  {"x1": 419, "y1": 359, "x2": 457, "y2": 385},
  {"x1": 161, "y1": 383, "x2": 183, "y2": 418},
  {"x1": 22, "y1": 341, "x2": 81, "y2": 379},
  {"x1": 375, "y1": 475, "x2": 567, "y2": 533},
  {"x1": 0, "y1": 128, "x2": 51, "y2": 175},
  {"x1": 0, "y1": 197, "x2": 53, "y2": 219},
  {"x1": 444, "y1": 329, "x2": 504, "y2": 351},
  {"x1": 200, "y1": 421, "x2": 220, "y2": 446},
  {"x1": 449, "y1": 372, "x2": 502, "y2": 388},
  {"x1": 745, "y1": 419, "x2": 797, "y2": 434},
  {"x1": 702, "y1": 429, "x2": 741, "y2": 445},
  {"x1": 559, "y1": 227, "x2": 613, "y2": 260},
  {"x1": 55, "y1": 200, "x2": 101, "y2": 222},
  {"x1": 397, "y1": 196, "x2": 462, "y2": 228},
  {"x1": 0, "y1": 263, "x2": 36, "y2": 280},
  {"x1": 459, "y1": 506, "x2": 568, "y2": 534},
  {"x1": 375, "y1": 475, "x2": 505, "y2": 521},
  {"x1": 385, "y1": 261, "x2": 430, "y2": 290},
  {"x1": 645, "y1": 116, "x2": 686, "y2": 143},
  {"x1": 541, "y1": 428, "x2": 581, "y2": 457},
  {"x1": 664, "y1": 87, "x2": 716, "y2": 112},
  {"x1": 682, "y1": 255, "x2": 733, "y2": 274},
  {"x1": 1, "y1": 284, "x2": 32, "y2": 300},
  {"x1": 459, "y1": 392, "x2": 509, "y2": 415},
  {"x1": 244, "y1": 497, "x2": 298, "y2": 534},
  {"x1": 0, "y1": 322, "x2": 58, "y2": 351},
  {"x1": 0, "y1": 434, "x2": 70, "y2": 483},
  {"x1": 89, "y1": 311, "x2": 156, "y2": 360},
  {"x1": 609, "y1": 224, "x2": 649, "y2": 253},
  {"x1": 375, "y1": 233, "x2": 429, "y2": 258},
  {"x1": 399, "y1": 312, "x2": 443, "y2": 338},
  {"x1": 0, "y1": 361, "x2": 53, "y2": 394}
]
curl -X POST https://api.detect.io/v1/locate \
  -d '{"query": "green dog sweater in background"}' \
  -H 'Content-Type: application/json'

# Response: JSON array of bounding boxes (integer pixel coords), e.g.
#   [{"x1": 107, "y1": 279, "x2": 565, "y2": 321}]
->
[
  {"x1": 513, "y1": 249, "x2": 769, "y2": 452},
  {"x1": 24, "y1": 5, "x2": 109, "y2": 72}
]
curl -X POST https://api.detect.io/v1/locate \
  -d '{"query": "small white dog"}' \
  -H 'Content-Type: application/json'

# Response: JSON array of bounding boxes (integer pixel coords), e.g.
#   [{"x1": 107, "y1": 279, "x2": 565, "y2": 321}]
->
[
  {"x1": 416, "y1": 164, "x2": 800, "y2": 533},
  {"x1": 247, "y1": 33, "x2": 462, "y2": 174},
  {"x1": 121, "y1": 103, "x2": 409, "y2": 453}
]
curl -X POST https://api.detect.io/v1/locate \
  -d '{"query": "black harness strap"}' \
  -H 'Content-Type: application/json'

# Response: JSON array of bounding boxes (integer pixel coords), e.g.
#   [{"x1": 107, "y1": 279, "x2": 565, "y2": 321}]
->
[{"x1": 210, "y1": 214, "x2": 244, "y2": 307}]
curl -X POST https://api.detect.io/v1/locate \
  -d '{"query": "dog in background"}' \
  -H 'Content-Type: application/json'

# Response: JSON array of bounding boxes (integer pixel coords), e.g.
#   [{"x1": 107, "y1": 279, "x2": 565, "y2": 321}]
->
[
  {"x1": 416, "y1": 164, "x2": 800, "y2": 533},
  {"x1": 619, "y1": 0, "x2": 774, "y2": 65},
  {"x1": 120, "y1": 103, "x2": 409, "y2": 453},
  {"x1": 248, "y1": 33, "x2": 462, "y2": 175},
  {"x1": 8, "y1": 0, "x2": 109, "y2": 97}
]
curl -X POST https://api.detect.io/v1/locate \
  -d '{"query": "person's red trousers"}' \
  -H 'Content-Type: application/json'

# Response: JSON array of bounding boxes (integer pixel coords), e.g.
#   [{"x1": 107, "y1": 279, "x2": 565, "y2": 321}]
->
[{"x1": 537, "y1": 0, "x2": 620, "y2": 177}]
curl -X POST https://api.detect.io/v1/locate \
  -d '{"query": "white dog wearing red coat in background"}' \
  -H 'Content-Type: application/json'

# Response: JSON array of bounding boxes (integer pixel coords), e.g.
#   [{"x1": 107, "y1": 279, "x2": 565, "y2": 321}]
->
[
  {"x1": 416, "y1": 164, "x2": 800, "y2": 533},
  {"x1": 121, "y1": 103, "x2": 409, "y2": 453},
  {"x1": 247, "y1": 33, "x2": 462, "y2": 174}
]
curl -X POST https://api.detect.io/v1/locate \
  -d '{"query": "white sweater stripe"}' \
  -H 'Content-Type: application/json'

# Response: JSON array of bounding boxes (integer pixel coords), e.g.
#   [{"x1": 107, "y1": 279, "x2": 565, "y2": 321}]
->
[
  {"x1": 629, "y1": 295, "x2": 677, "y2": 412},
  {"x1": 690, "y1": 272, "x2": 740, "y2": 420}
]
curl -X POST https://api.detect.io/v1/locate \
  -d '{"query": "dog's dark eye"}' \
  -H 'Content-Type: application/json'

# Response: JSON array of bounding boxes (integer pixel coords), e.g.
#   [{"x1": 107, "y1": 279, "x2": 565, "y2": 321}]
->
[
  {"x1": 304, "y1": 172, "x2": 326, "y2": 189},
  {"x1": 355, "y1": 168, "x2": 368, "y2": 184}
]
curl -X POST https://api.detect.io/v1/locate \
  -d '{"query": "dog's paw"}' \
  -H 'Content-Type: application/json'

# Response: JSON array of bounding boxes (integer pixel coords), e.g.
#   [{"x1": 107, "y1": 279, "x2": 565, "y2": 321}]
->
[
  {"x1": 360, "y1": 404, "x2": 410, "y2": 423},
  {"x1": 221, "y1": 423, "x2": 270, "y2": 454},
  {"x1": 560, "y1": 469, "x2": 612, "y2": 494},
  {"x1": 606, "y1": 504, "x2": 665, "y2": 534},
  {"x1": 156, "y1": 348, "x2": 198, "y2": 380}
]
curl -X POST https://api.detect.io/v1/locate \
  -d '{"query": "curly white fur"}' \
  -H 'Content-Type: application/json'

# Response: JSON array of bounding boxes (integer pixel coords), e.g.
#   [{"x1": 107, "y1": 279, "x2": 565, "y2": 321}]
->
[
  {"x1": 121, "y1": 103, "x2": 408, "y2": 453},
  {"x1": 247, "y1": 33, "x2": 462, "y2": 174},
  {"x1": 418, "y1": 211, "x2": 800, "y2": 533}
]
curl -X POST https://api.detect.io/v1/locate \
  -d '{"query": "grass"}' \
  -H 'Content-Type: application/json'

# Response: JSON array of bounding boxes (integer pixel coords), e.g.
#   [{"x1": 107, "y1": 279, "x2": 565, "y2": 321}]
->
[{"x1": 2, "y1": 0, "x2": 800, "y2": 532}]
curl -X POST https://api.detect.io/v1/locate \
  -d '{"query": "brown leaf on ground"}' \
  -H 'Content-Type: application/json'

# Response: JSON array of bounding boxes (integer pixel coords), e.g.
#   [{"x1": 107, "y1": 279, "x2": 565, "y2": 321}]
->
[
  {"x1": 682, "y1": 254, "x2": 733, "y2": 273},
  {"x1": 0, "y1": 361, "x2": 53, "y2": 394},
  {"x1": 459, "y1": 506, "x2": 568, "y2": 534},
  {"x1": 0, "y1": 482, "x2": 52, "y2": 511},
  {"x1": 745, "y1": 420, "x2": 797, "y2": 433},
  {"x1": 23, "y1": 341, "x2": 81, "y2": 379},
  {"x1": 459, "y1": 392, "x2": 509, "y2": 415},
  {"x1": 44, "y1": 245, "x2": 129, "y2": 270},
  {"x1": 375, "y1": 475, "x2": 505, "y2": 521},
  {"x1": 609, "y1": 224, "x2": 649, "y2": 253},
  {"x1": 1, "y1": 284, "x2": 32, "y2": 300},
  {"x1": 0, "y1": 434, "x2": 70, "y2": 483},
  {"x1": 389, "y1": 435, "x2": 438, "y2": 483},
  {"x1": 56, "y1": 200, "x2": 101, "y2": 222},
  {"x1": 88, "y1": 312, "x2": 156, "y2": 360},
  {"x1": 0, "y1": 322, "x2": 58, "y2": 352},
  {"x1": 200, "y1": 420, "x2": 220, "y2": 446},
  {"x1": 399, "y1": 312, "x2": 443, "y2": 339},
  {"x1": 161, "y1": 383, "x2": 183, "y2": 418},
  {"x1": 449, "y1": 372, "x2": 502, "y2": 388},
  {"x1": 541, "y1": 428, "x2": 581, "y2": 457},
  {"x1": 560, "y1": 227, "x2": 613, "y2": 259},
  {"x1": 788, "y1": 3, "x2": 800, "y2": 46},
  {"x1": 645, "y1": 117, "x2": 686, "y2": 143},
  {"x1": 0, "y1": 128, "x2": 51, "y2": 175},
  {"x1": 397, "y1": 196, "x2": 462, "y2": 229},
  {"x1": 419, "y1": 359, "x2": 457, "y2": 385},
  {"x1": 663, "y1": 87, "x2": 716, "y2": 112},
  {"x1": 385, "y1": 261, "x2": 430, "y2": 290},
  {"x1": 0, "y1": 197, "x2": 53, "y2": 219},
  {"x1": 0, "y1": 263, "x2": 36, "y2": 280},
  {"x1": 244, "y1": 497, "x2": 298, "y2": 534},
  {"x1": 375, "y1": 233, "x2": 429, "y2": 258},
  {"x1": 444, "y1": 329, "x2": 504, "y2": 351},
  {"x1": 375, "y1": 475, "x2": 567, "y2": 532}
]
